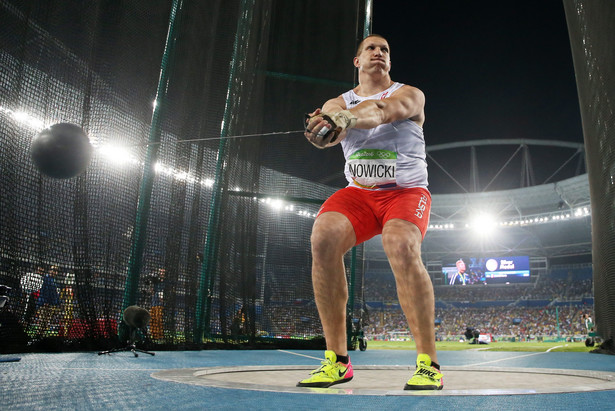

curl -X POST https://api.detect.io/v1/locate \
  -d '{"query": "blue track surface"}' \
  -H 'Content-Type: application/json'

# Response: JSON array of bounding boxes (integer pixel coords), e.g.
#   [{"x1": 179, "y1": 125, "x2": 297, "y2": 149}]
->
[{"x1": 2, "y1": 349, "x2": 615, "y2": 409}]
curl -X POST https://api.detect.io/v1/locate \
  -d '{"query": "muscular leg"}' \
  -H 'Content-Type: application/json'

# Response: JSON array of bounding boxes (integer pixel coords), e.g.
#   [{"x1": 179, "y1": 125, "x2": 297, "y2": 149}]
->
[
  {"x1": 382, "y1": 218, "x2": 438, "y2": 363},
  {"x1": 311, "y1": 211, "x2": 356, "y2": 356}
]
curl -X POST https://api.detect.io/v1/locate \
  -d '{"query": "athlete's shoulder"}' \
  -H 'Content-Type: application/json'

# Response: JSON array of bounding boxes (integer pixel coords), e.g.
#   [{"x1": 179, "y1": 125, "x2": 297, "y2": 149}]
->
[
  {"x1": 395, "y1": 83, "x2": 424, "y2": 97},
  {"x1": 337, "y1": 89, "x2": 360, "y2": 109},
  {"x1": 322, "y1": 94, "x2": 348, "y2": 111}
]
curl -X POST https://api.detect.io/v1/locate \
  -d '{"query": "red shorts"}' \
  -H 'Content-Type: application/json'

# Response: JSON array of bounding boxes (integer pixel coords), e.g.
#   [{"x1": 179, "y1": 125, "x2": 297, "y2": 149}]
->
[{"x1": 317, "y1": 186, "x2": 431, "y2": 245}]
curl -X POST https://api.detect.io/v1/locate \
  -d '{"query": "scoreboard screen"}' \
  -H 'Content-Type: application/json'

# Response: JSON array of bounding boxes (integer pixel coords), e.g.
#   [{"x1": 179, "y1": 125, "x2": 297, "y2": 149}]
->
[{"x1": 443, "y1": 256, "x2": 530, "y2": 285}]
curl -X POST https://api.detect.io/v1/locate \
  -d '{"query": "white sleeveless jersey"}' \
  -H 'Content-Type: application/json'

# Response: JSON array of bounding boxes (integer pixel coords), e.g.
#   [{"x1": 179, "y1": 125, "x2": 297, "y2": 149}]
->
[{"x1": 340, "y1": 82, "x2": 428, "y2": 190}]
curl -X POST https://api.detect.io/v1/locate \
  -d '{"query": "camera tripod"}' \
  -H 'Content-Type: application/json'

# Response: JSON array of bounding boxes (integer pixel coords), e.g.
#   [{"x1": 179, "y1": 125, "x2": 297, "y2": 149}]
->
[{"x1": 98, "y1": 327, "x2": 155, "y2": 357}]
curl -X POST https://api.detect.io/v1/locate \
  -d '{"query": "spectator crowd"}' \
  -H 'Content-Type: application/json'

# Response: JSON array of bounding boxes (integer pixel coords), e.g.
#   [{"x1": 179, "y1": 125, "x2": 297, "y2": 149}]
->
[{"x1": 363, "y1": 271, "x2": 594, "y2": 341}]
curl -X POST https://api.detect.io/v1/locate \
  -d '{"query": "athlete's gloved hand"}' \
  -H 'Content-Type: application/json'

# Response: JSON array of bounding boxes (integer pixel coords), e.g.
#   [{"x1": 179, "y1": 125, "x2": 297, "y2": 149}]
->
[
  {"x1": 321, "y1": 110, "x2": 358, "y2": 134},
  {"x1": 304, "y1": 110, "x2": 357, "y2": 148},
  {"x1": 304, "y1": 110, "x2": 332, "y2": 148}
]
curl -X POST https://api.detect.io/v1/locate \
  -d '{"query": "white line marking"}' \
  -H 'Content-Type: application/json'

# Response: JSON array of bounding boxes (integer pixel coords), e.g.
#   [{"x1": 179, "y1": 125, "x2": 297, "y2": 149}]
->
[
  {"x1": 54, "y1": 368, "x2": 161, "y2": 371},
  {"x1": 277, "y1": 350, "x2": 322, "y2": 361},
  {"x1": 546, "y1": 345, "x2": 564, "y2": 352},
  {"x1": 460, "y1": 351, "x2": 547, "y2": 367}
]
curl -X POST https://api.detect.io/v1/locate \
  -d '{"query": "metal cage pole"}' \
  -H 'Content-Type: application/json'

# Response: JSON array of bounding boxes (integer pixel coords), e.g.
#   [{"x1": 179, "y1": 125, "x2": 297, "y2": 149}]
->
[
  {"x1": 120, "y1": 0, "x2": 184, "y2": 339},
  {"x1": 347, "y1": 0, "x2": 373, "y2": 348},
  {"x1": 195, "y1": 0, "x2": 256, "y2": 343}
]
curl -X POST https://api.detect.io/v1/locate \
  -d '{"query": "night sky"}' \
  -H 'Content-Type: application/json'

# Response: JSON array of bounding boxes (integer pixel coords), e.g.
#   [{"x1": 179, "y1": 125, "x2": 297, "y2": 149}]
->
[
  {"x1": 369, "y1": 1, "x2": 584, "y2": 193},
  {"x1": 372, "y1": 0, "x2": 582, "y2": 144}
]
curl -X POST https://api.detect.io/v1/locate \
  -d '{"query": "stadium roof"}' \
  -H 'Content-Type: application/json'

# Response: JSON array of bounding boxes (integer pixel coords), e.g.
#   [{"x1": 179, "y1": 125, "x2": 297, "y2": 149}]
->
[{"x1": 365, "y1": 139, "x2": 591, "y2": 263}]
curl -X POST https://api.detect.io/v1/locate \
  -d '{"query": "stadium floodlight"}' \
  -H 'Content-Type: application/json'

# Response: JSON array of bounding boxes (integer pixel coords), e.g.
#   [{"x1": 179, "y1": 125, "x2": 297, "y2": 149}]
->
[
  {"x1": 469, "y1": 212, "x2": 497, "y2": 235},
  {"x1": 428, "y1": 202, "x2": 591, "y2": 231},
  {"x1": 173, "y1": 171, "x2": 195, "y2": 183},
  {"x1": 0, "y1": 106, "x2": 45, "y2": 130},
  {"x1": 265, "y1": 198, "x2": 284, "y2": 211},
  {"x1": 574, "y1": 207, "x2": 590, "y2": 217},
  {"x1": 12, "y1": 111, "x2": 45, "y2": 129},
  {"x1": 98, "y1": 144, "x2": 140, "y2": 166},
  {"x1": 154, "y1": 161, "x2": 171, "y2": 174},
  {"x1": 297, "y1": 209, "x2": 317, "y2": 218}
]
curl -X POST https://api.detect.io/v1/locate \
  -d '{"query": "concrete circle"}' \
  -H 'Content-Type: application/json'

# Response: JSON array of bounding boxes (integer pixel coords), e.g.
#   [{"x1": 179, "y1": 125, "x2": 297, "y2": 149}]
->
[{"x1": 151, "y1": 365, "x2": 615, "y2": 396}]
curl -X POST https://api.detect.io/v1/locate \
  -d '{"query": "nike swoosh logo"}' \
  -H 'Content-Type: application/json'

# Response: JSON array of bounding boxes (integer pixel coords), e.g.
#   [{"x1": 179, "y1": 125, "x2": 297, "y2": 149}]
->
[{"x1": 338, "y1": 368, "x2": 348, "y2": 378}]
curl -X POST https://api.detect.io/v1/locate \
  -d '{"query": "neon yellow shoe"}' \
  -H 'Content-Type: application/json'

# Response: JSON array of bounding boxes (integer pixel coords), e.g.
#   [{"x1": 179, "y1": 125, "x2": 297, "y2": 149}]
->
[
  {"x1": 296, "y1": 351, "x2": 353, "y2": 388},
  {"x1": 404, "y1": 354, "x2": 443, "y2": 390}
]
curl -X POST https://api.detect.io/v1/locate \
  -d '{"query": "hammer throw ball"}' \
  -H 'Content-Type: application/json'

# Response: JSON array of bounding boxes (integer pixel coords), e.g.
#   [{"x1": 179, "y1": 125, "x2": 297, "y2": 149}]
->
[{"x1": 31, "y1": 123, "x2": 92, "y2": 179}]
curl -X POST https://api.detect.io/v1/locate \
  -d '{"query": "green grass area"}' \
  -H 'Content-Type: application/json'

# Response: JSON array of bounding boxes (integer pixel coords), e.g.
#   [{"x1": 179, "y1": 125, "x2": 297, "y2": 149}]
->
[{"x1": 364, "y1": 340, "x2": 594, "y2": 353}]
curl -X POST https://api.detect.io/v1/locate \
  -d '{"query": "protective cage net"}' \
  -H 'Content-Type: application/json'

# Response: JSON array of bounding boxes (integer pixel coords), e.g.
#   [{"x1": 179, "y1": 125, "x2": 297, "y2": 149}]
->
[
  {"x1": 564, "y1": 0, "x2": 615, "y2": 350},
  {"x1": 0, "y1": 0, "x2": 368, "y2": 352}
]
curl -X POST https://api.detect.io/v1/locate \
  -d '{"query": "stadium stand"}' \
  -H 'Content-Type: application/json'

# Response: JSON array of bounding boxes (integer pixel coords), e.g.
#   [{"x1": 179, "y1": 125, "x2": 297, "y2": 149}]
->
[{"x1": 364, "y1": 264, "x2": 593, "y2": 342}]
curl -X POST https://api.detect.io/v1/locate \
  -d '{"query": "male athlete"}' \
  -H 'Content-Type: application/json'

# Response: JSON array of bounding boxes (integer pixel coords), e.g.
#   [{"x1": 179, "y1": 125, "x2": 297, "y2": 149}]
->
[
  {"x1": 449, "y1": 259, "x2": 469, "y2": 285},
  {"x1": 297, "y1": 34, "x2": 442, "y2": 390}
]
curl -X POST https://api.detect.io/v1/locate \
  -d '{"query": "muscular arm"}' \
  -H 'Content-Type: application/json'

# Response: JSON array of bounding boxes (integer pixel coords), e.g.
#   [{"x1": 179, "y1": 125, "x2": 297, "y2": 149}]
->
[
  {"x1": 305, "y1": 85, "x2": 425, "y2": 149},
  {"x1": 351, "y1": 85, "x2": 425, "y2": 128}
]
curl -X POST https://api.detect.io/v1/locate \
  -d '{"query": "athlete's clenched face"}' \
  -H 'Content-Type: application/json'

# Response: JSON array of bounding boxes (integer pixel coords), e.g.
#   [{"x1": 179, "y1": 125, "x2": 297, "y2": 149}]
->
[{"x1": 354, "y1": 36, "x2": 391, "y2": 74}]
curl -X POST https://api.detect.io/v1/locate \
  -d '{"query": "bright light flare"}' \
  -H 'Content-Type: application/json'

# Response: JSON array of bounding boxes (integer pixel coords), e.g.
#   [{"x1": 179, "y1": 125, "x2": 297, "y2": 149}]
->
[
  {"x1": 0, "y1": 105, "x2": 45, "y2": 129},
  {"x1": 470, "y1": 212, "x2": 497, "y2": 235},
  {"x1": 266, "y1": 198, "x2": 284, "y2": 211},
  {"x1": 98, "y1": 144, "x2": 140, "y2": 166}
]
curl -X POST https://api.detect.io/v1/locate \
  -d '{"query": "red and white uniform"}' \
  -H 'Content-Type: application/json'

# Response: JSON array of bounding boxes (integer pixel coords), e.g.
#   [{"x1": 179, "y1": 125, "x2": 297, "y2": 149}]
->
[{"x1": 340, "y1": 82, "x2": 428, "y2": 190}]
